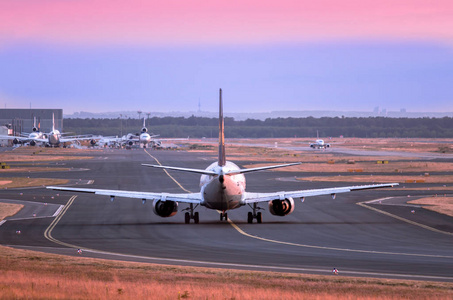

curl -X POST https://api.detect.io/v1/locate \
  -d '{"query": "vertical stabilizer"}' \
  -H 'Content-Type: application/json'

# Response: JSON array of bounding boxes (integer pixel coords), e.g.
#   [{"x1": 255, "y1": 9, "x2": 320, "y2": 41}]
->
[
  {"x1": 52, "y1": 113, "x2": 55, "y2": 131},
  {"x1": 218, "y1": 89, "x2": 226, "y2": 166},
  {"x1": 143, "y1": 117, "x2": 146, "y2": 128}
]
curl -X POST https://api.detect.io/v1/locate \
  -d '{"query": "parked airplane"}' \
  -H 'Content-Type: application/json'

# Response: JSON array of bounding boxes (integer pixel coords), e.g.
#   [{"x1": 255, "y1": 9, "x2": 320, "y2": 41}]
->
[
  {"x1": 310, "y1": 130, "x2": 330, "y2": 149},
  {"x1": 48, "y1": 89, "x2": 398, "y2": 224},
  {"x1": 0, "y1": 117, "x2": 47, "y2": 146}
]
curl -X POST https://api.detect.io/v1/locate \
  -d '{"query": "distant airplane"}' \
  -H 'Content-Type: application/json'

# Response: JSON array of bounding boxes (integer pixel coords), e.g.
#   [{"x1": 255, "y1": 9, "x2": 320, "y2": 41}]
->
[
  {"x1": 48, "y1": 89, "x2": 398, "y2": 224},
  {"x1": 45, "y1": 114, "x2": 99, "y2": 147},
  {"x1": 0, "y1": 117, "x2": 46, "y2": 146},
  {"x1": 122, "y1": 118, "x2": 187, "y2": 148},
  {"x1": 310, "y1": 130, "x2": 330, "y2": 149}
]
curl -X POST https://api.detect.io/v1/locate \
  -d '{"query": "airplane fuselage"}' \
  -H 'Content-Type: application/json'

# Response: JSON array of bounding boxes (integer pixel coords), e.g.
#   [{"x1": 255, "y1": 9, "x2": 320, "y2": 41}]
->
[
  {"x1": 139, "y1": 132, "x2": 151, "y2": 145},
  {"x1": 200, "y1": 161, "x2": 246, "y2": 211},
  {"x1": 48, "y1": 130, "x2": 61, "y2": 146}
]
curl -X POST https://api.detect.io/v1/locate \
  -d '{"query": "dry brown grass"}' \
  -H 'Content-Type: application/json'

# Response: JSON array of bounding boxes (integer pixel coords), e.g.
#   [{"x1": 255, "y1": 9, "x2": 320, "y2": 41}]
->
[
  {"x1": 408, "y1": 197, "x2": 453, "y2": 217},
  {"x1": 0, "y1": 203, "x2": 23, "y2": 220},
  {"x1": 0, "y1": 147, "x2": 94, "y2": 162},
  {"x1": 0, "y1": 177, "x2": 68, "y2": 189},
  {"x1": 0, "y1": 167, "x2": 71, "y2": 173},
  {"x1": 0, "y1": 246, "x2": 452, "y2": 300},
  {"x1": 298, "y1": 175, "x2": 453, "y2": 184}
]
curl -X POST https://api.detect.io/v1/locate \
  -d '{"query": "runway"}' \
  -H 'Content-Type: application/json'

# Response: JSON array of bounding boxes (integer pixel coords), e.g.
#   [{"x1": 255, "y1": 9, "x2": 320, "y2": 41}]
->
[{"x1": 1, "y1": 147, "x2": 453, "y2": 282}]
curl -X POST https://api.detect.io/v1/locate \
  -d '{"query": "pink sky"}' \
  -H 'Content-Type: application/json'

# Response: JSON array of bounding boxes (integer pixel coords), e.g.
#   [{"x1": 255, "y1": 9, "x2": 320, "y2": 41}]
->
[{"x1": 1, "y1": 0, "x2": 453, "y2": 46}]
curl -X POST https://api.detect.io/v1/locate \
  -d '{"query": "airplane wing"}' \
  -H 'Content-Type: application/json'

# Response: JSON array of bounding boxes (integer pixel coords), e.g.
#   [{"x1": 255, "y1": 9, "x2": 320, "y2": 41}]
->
[
  {"x1": 46, "y1": 186, "x2": 202, "y2": 204},
  {"x1": 155, "y1": 137, "x2": 189, "y2": 142},
  {"x1": 0, "y1": 135, "x2": 30, "y2": 141},
  {"x1": 59, "y1": 136, "x2": 97, "y2": 143},
  {"x1": 243, "y1": 183, "x2": 398, "y2": 203}
]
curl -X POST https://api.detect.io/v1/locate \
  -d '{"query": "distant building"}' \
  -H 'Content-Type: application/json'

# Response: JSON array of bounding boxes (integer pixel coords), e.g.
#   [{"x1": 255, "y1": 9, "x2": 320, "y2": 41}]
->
[
  {"x1": 0, "y1": 109, "x2": 63, "y2": 135},
  {"x1": 0, "y1": 125, "x2": 11, "y2": 146}
]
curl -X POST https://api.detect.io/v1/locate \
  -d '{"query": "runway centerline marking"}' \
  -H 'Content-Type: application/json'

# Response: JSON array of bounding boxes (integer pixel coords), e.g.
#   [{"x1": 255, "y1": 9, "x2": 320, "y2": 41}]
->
[
  {"x1": 358, "y1": 197, "x2": 453, "y2": 237},
  {"x1": 146, "y1": 149, "x2": 453, "y2": 259},
  {"x1": 44, "y1": 196, "x2": 78, "y2": 248},
  {"x1": 144, "y1": 149, "x2": 191, "y2": 193}
]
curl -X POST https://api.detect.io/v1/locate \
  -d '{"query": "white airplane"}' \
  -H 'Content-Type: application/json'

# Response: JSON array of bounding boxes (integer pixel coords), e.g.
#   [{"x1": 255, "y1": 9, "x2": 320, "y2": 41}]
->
[
  {"x1": 310, "y1": 130, "x2": 330, "y2": 149},
  {"x1": 45, "y1": 114, "x2": 99, "y2": 147},
  {"x1": 47, "y1": 89, "x2": 398, "y2": 224},
  {"x1": 138, "y1": 118, "x2": 160, "y2": 148},
  {"x1": 0, "y1": 117, "x2": 47, "y2": 146},
  {"x1": 123, "y1": 118, "x2": 187, "y2": 148}
]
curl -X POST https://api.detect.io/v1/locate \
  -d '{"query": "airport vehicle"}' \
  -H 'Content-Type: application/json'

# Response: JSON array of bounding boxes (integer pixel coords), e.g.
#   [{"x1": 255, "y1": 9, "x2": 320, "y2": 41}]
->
[
  {"x1": 48, "y1": 89, "x2": 398, "y2": 224},
  {"x1": 310, "y1": 130, "x2": 330, "y2": 149}
]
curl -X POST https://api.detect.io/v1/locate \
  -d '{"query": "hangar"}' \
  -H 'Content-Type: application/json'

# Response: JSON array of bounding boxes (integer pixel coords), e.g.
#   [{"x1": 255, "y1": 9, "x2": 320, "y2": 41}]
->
[{"x1": 0, "y1": 109, "x2": 63, "y2": 134}]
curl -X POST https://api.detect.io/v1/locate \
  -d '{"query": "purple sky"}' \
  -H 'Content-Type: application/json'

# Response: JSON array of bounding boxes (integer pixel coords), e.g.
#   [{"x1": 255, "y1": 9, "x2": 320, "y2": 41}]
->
[{"x1": 1, "y1": 1, "x2": 452, "y2": 114}]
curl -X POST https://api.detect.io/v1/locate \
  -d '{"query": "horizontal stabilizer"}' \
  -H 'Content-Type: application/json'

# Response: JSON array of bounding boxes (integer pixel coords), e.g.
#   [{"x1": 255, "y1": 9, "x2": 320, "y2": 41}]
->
[
  {"x1": 142, "y1": 164, "x2": 218, "y2": 176},
  {"x1": 225, "y1": 162, "x2": 301, "y2": 175}
]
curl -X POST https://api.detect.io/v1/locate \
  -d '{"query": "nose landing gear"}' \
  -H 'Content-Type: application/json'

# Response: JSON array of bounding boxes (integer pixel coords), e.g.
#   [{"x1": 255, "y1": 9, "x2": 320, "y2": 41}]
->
[{"x1": 220, "y1": 211, "x2": 228, "y2": 221}]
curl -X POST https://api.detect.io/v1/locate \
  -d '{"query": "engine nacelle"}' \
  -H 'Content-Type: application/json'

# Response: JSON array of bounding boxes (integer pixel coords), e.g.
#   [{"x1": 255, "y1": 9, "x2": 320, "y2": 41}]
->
[
  {"x1": 90, "y1": 139, "x2": 97, "y2": 145},
  {"x1": 29, "y1": 140, "x2": 36, "y2": 146},
  {"x1": 128, "y1": 140, "x2": 134, "y2": 146},
  {"x1": 32, "y1": 127, "x2": 38, "y2": 132},
  {"x1": 141, "y1": 127, "x2": 148, "y2": 133},
  {"x1": 152, "y1": 200, "x2": 178, "y2": 218},
  {"x1": 13, "y1": 138, "x2": 20, "y2": 144},
  {"x1": 268, "y1": 198, "x2": 295, "y2": 216}
]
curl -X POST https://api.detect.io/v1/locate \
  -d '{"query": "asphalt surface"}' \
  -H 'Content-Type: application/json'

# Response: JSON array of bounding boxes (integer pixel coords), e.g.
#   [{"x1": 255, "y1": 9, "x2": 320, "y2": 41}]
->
[{"x1": 1, "y1": 147, "x2": 453, "y2": 282}]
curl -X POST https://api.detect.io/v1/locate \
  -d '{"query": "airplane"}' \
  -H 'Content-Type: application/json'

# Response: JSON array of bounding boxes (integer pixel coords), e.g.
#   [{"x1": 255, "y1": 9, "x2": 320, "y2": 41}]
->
[
  {"x1": 45, "y1": 114, "x2": 99, "y2": 147},
  {"x1": 0, "y1": 117, "x2": 46, "y2": 146},
  {"x1": 310, "y1": 130, "x2": 330, "y2": 149},
  {"x1": 47, "y1": 89, "x2": 398, "y2": 224},
  {"x1": 122, "y1": 118, "x2": 187, "y2": 148}
]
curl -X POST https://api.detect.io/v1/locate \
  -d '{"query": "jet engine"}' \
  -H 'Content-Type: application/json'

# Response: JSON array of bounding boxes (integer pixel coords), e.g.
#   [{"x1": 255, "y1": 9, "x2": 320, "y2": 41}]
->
[
  {"x1": 90, "y1": 139, "x2": 97, "y2": 146},
  {"x1": 32, "y1": 127, "x2": 38, "y2": 132},
  {"x1": 141, "y1": 127, "x2": 148, "y2": 133},
  {"x1": 268, "y1": 198, "x2": 295, "y2": 216},
  {"x1": 13, "y1": 138, "x2": 20, "y2": 144},
  {"x1": 152, "y1": 199, "x2": 178, "y2": 218},
  {"x1": 30, "y1": 140, "x2": 36, "y2": 146},
  {"x1": 128, "y1": 140, "x2": 134, "y2": 146}
]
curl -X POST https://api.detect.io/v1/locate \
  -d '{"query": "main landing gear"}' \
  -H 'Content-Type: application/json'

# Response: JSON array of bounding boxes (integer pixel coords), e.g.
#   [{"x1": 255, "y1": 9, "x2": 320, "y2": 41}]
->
[
  {"x1": 247, "y1": 203, "x2": 263, "y2": 224},
  {"x1": 183, "y1": 203, "x2": 199, "y2": 224}
]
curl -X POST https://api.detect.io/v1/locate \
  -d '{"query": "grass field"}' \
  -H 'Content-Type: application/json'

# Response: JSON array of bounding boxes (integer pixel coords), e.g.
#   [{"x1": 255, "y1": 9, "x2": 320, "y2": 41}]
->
[{"x1": 1, "y1": 246, "x2": 452, "y2": 299}]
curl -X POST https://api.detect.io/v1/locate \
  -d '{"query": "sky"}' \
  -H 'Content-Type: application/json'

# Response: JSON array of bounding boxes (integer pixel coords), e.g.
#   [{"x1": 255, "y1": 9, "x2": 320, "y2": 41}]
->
[{"x1": 1, "y1": 0, "x2": 453, "y2": 114}]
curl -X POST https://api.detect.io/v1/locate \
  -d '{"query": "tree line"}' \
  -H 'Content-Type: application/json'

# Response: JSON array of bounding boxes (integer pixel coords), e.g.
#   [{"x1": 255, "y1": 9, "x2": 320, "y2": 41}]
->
[{"x1": 63, "y1": 116, "x2": 453, "y2": 138}]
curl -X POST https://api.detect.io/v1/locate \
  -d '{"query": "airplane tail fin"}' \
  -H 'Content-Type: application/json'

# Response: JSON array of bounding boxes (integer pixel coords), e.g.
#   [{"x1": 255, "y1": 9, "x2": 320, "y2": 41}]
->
[
  {"x1": 52, "y1": 113, "x2": 55, "y2": 131},
  {"x1": 218, "y1": 88, "x2": 226, "y2": 167}
]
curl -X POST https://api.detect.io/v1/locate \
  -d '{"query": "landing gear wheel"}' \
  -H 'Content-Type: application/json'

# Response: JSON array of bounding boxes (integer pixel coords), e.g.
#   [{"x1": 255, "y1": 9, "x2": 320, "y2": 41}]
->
[
  {"x1": 194, "y1": 212, "x2": 199, "y2": 224},
  {"x1": 185, "y1": 212, "x2": 190, "y2": 224},
  {"x1": 247, "y1": 212, "x2": 253, "y2": 224},
  {"x1": 220, "y1": 214, "x2": 223, "y2": 221},
  {"x1": 224, "y1": 213, "x2": 228, "y2": 221},
  {"x1": 256, "y1": 212, "x2": 262, "y2": 223}
]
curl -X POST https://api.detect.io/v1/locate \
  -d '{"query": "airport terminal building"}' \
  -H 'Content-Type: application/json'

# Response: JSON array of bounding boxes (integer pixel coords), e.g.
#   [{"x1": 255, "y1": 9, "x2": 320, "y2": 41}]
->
[{"x1": 0, "y1": 109, "x2": 63, "y2": 134}]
